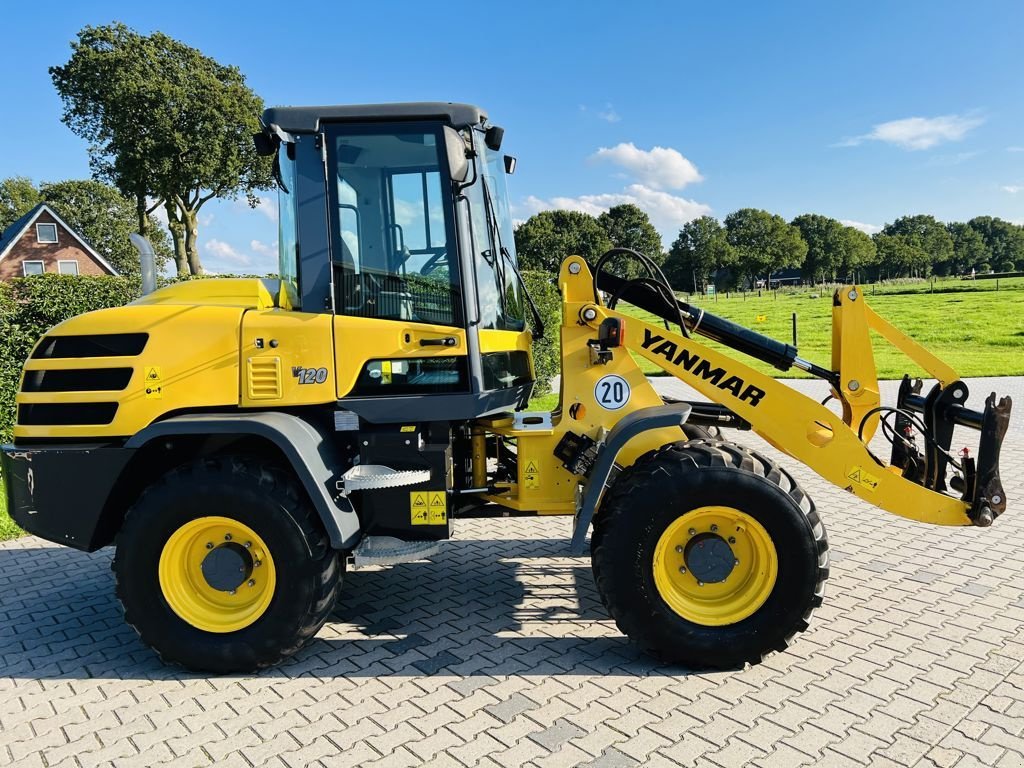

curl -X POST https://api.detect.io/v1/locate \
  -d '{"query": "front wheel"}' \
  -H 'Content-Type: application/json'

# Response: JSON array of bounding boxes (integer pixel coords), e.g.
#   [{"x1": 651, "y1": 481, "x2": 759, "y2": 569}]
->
[
  {"x1": 592, "y1": 440, "x2": 828, "y2": 668},
  {"x1": 113, "y1": 457, "x2": 341, "y2": 673}
]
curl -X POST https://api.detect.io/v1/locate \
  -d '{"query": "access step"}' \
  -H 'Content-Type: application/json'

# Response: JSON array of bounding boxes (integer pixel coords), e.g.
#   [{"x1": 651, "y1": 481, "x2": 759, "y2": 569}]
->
[
  {"x1": 340, "y1": 464, "x2": 431, "y2": 492},
  {"x1": 350, "y1": 536, "x2": 443, "y2": 567}
]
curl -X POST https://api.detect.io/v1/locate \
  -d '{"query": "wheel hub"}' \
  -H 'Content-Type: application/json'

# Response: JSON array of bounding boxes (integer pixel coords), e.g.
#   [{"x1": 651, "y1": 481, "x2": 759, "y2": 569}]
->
[
  {"x1": 158, "y1": 516, "x2": 276, "y2": 633},
  {"x1": 200, "y1": 542, "x2": 253, "y2": 592},
  {"x1": 652, "y1": 506, "x2": 778, "y2": 626},
  {"x1": 684, "y1": 533, "x2": 736, "y2": 584}
]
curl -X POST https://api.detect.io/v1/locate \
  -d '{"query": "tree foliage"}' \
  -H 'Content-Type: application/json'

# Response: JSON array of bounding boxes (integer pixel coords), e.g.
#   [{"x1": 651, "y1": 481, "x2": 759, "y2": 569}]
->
[
  {"x1": 596, "y1": 203, "x2": 664, "y2": 276},
  {"x1": 50, "y1": 23, "x2": 272, "y2": 275},
  {"x1": 841, "y1": 226, "x2": 877, "y2": 280},
  {"x1": 514, "y1": 210, "x2": 612, "y2": 273},
  {"x1": 0, "y1": 177, "x2": 171, "y2": 275},
  {"x1": 967, "y1": 216, "x2": 1024, "y2": 270},
  {"x1": 664, "y1": 215, "x2": 734, "y2": 292},
  {"x1": 880, "y1": 215, "x2": 953, "y2": 277},
  {"x1": 724, "y1": 208, "x2": 807, "y2": 284},
  {"x1": 0, "y1": 177, "x2": 41, "y2": 232},
  {"x1": 790, "y1": 214, "x2": 848, "y2": 282},
  {"x1": 946, "y1": 222, "x2": 989, "y2": 275}
]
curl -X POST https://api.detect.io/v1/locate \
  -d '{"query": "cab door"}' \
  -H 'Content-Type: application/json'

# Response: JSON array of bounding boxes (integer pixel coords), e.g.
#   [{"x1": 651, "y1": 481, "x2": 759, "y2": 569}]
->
[{"x1": 323, "y1": 122, "x2": 470, "y2": 401}]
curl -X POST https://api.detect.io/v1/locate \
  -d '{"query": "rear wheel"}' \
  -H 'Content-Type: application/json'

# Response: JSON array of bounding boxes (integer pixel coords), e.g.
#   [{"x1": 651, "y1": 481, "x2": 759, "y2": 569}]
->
[
  {"x1": 113, "y1": 457, "x2": 341, "y2": 673},
  {"x1": 591, "y1": 440, "x2": 828, "y2": 668}
]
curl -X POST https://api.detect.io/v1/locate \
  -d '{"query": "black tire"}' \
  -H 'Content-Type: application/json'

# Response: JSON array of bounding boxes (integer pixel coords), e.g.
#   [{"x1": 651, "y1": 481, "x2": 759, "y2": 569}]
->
[
  {"x1": 113, "y1": 457, "x2": 341, "y2": 673},
  {"x1": 591, "y1": 439, "x2": 828, "y2": 669}
]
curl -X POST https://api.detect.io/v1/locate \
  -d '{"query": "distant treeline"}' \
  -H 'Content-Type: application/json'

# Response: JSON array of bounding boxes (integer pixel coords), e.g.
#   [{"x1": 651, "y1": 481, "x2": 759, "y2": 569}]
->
[{"x1": 513, "y1": 205, "x2": 1024, "y2": 292}]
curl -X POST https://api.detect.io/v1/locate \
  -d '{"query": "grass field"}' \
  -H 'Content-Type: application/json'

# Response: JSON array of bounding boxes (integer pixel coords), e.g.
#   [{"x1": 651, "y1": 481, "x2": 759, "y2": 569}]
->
[
  {"x1": 623, "y1": 280, "x2": 1024, "y2": 380},
  {"x1": 3, "y1": 279, "x2": 1021, "y2": 543}
]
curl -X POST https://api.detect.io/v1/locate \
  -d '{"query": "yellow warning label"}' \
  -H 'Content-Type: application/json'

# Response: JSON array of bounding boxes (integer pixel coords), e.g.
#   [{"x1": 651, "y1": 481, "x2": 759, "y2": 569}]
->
[
  {"x1": 400, "y1": 425, "x2": 416, "y2": 432},
  {"x1": 144, "y1": 366, "x2": 163, "y2": 399},
  {"x1": 523, "y1": 460, "x2": 541, "y2": 490},
  {"x1": 410, "y1": 491, "x2": 447, "y2": 524},
  {"x1": 409, "y1": 491, "x2": 429, "y2": 525},
  {"x1": 847, "y1": 466, "x2": 880, "y2": 492},
  {"x1": 428, "y1": 492, "x2": 447, "y2": 524},
  {"x1": 381, "y1": 360, "x2": 392, "y2": 385}
]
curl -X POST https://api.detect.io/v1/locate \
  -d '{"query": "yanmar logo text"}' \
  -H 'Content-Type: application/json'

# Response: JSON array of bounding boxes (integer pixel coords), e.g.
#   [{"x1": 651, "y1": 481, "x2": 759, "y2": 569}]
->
[{"x1": 640, "y1": 328, "x2": 766, "y2": 407}]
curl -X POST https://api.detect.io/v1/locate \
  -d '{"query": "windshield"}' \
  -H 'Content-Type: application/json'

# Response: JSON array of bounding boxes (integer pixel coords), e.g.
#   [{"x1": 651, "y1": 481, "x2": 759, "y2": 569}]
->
[
  {"x1": 463, "y1": 131, "x2": 525, "y2": 331},
  {"x1": 325, "y1": 123, "x2": 462, "y2": 326}
]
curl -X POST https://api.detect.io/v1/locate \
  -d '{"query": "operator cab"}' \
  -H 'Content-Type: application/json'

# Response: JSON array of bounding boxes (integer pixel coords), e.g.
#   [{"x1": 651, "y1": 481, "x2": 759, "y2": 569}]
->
[{"x1": 257, "y1": 103, "x2": 536, "y2": 421}]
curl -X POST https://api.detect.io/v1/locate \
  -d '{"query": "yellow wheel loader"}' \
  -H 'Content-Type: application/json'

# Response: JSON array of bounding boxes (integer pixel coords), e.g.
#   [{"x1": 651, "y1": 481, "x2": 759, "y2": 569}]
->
[{"x1": 2, "y1": 103, "x2": 1012, "y2": 672}]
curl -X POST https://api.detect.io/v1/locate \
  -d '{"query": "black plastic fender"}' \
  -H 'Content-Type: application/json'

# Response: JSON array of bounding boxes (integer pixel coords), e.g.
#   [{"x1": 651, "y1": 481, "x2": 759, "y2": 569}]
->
[
  {"x1": 127, "y1": 412, "x2": 360, "y2": 549},
  {"x1": 569, "y1": 403, "x2": 692, "y2": 554}
]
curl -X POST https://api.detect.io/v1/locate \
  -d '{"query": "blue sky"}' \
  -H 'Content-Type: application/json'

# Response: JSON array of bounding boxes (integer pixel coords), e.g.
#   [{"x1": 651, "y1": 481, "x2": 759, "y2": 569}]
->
[{"x1": 1, "y1": 0, "x2": 1022, "y2": 273}]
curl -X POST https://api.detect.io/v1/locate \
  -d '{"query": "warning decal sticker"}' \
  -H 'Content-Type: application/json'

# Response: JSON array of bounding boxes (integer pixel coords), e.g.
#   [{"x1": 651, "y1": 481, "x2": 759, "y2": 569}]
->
[
  {"x1": 144, "y1": 366, "x2": 163, "y2": 399},
  {"x1": 523, "y1": 460, "x2": 541, "y2": 490},
  {"x1": 410, "y1": 491, "x2": 447, "y2": 524},
  {"x1": 847, "y1": 466, "x2": 880, "y2": 492}
]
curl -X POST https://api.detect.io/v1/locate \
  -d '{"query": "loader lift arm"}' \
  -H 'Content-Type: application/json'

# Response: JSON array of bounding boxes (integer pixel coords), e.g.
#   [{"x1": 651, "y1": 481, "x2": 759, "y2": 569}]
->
[{"x1": 587, "y1": 264, "x2": 1011, "y2": 528}]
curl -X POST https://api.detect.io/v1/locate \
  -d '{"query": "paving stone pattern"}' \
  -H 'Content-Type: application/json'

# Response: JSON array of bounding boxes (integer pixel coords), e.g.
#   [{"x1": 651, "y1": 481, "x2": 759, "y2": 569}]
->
[{"x1": 2, "y1": 377, "x2": 1023, "y2": 767}]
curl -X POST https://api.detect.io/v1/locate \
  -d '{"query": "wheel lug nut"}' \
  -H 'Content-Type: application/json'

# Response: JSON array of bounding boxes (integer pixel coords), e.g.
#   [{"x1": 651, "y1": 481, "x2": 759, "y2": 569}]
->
[
  {"x1": 734, "y1": 559, "x2": 740, "y2": 566},
  {"x1": 228, "y1": 589, "x2": 236, "y2": 595},
  {"x1": 728, "y1": 536, "x2": 736, "y2": 544},
  {"x1": 248, "y1": 579, "x2": 256, "y2": 587},
  {"x1": 224, "y1": 533, "x2": 232, "y2": 541},
  {"x1": 697, "y1": 581, "x2": 704, "y2": 587},
  {"x1": 205, "y1": 542, "x2": 213, "y2": 549},
  {"x1": 679, "y1": 566, "x2": 686, "y2": 574},
  {"x1": 710, "y1": 524, "x2": 718, "y2": 532},
  {"x1": 254, "y1": 560, "x2": 262, "y2": 567},
  {"x1": 675, "y1": 545, "x2": 683, "y2": 553},
  {"x1": 245, "y1": 541, "x2": 252, "y2": 549},
  {"x1": 688, "y1": 528, "x2": 696, "y2": 536}
]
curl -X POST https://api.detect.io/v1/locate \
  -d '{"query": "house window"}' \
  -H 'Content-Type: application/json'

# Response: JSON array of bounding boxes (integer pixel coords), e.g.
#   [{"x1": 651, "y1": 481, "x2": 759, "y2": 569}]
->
[
  {"x1": 36, "y1": 223, "x2": 58, "y2": 243},
  {"x1": 58, "y1": 260, "x2": 80, "y2": 276},
  {"x1": 22, "y1": 261, "x2": 45, "y2": 276}
]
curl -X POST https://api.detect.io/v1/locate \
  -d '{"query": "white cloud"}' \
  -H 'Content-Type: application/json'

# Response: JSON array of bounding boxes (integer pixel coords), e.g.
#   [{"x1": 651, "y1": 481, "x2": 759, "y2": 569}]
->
[
  {"x1": 591, "y1": 142, "x2": 703, "y2": 190},
  {"x1": 837, "y1": 113, "x2": 985, "y2": 151},
  {"x1": 840, "y1": 219, "x2": 882, "y2": 235},
  {"x1": 204, "y1": 238, "x2": 252, "y2": 267},
  {"x1": 598, "y1": 104, "x2": 621, "y2": 123},
  {"x1": 1002, "y1": 185, "x2": 1023, "y2": 194},
  {"x1": 1008, "y1": 146, "x2": 1024, "y2": 153},
  {"x1": 518, "y1": 184, "x2": 711, "y2": 240},
  {"x1": 250, "y1": 239, "x2": 276, "y2": 257},
  {"x1": 253, "y1": 195, "x2": 278, "y2": 222}
]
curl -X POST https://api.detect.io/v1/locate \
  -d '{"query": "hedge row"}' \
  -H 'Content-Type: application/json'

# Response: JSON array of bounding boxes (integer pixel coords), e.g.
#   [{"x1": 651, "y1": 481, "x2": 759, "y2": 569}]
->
[{"x1": 0, "y1": 271, "x2": 565, "y2": 441}]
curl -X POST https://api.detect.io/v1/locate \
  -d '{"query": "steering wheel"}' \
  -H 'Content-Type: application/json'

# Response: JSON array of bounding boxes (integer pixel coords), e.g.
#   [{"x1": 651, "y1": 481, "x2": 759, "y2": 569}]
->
[{"x1": 420, "y1": 251, "x2": 448, "y2": 276}]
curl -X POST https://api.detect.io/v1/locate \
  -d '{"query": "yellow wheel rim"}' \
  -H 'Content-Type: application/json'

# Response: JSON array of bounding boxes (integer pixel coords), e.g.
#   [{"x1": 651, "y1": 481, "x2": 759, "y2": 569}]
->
[
  {"x1": 652, "y1": 506, "x2": 777, "y2": 626},
  {"x1": 158, "y1": 516, "x2": 277, "y2": 633}
]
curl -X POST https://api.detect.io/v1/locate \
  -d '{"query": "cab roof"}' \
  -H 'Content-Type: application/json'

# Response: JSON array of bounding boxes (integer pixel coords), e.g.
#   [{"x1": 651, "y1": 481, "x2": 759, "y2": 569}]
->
[{"x1": 262, "y1": 102, "x2": 487, "y2": 133}]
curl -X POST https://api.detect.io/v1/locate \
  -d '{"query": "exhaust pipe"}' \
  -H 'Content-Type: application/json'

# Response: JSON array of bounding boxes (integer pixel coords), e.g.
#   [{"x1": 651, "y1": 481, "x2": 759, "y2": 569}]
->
[{"x1": 130, "y1": 233, "x2": 157, "y2": 295}]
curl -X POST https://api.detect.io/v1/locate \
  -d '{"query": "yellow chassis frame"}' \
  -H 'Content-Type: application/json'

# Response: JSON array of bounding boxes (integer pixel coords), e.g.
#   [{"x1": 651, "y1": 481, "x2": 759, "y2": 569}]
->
[{"x1": 476, "y1": 258, "x2": 974, "y2": 527}]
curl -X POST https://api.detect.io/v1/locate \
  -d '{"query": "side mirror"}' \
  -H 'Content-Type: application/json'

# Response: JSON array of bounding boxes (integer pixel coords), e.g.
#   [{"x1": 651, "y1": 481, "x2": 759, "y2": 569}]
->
[
  {"x1": 443, "y1": 127, "x2": 469, "y2": 183},
  {"x1": 504, "y1": 155, "x2": 517, "y2": 175},
  {"x1": 485, "y1": 125, "x2": 504, "y2": 151}
]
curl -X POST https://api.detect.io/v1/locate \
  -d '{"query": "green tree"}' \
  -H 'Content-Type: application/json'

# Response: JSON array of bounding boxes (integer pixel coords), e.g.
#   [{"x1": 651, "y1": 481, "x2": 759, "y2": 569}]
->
[
  {"x1": 597, "y1": 204, "x2": 664, "y2": 268},
  {"x1": 664, "y1": 215, "x2": 734, "y2": 293},
  {"x1": 0, "y1": 177, "x2": 42, "y2": 231},
  {"x1": 881, "y1": 215, "x2": 953, "y2": 277},
  {"x1": 514, "y1": 210, "x2": 612, "y2": 273},
  {"x1": 946, "y1": 222, "x2": 990, "y2": 275},
  {"x1": 0, "y1": 177, "x2": 170, "y2": 276},
  {"x1": 724, "y1": 208, "x2": 807, "y2": 286},
  {"x1": 873, "y1": 233, "x2": 923, "y2": 279},
  {"x1": 841, "y1": 226, "x2": 877, "y2": 282},
  {"x1": 967, "y1": 216, "x2": 1024, "y2": 270},
  {"x1": 50, "y1": 23, "x2": 272, "y2": 275},
  {"x1": 790, "y1": 214, "x2": 847, "y2": 283}
]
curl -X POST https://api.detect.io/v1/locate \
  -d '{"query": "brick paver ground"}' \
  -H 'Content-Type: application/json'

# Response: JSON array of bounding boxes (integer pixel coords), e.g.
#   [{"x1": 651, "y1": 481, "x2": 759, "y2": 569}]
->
[{"x1": 2, "y1": 377, "x2": 1023, "y2": 767}]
